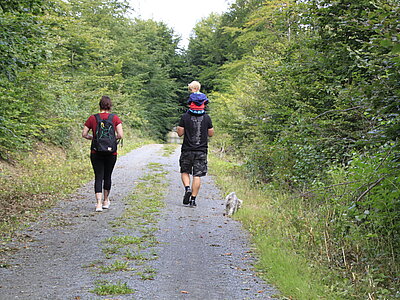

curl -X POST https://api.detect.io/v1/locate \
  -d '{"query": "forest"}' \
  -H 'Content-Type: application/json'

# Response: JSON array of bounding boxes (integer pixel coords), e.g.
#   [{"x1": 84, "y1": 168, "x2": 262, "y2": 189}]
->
[{"x1": 0, "y1": 0, "x2": 399, "y2": 299}]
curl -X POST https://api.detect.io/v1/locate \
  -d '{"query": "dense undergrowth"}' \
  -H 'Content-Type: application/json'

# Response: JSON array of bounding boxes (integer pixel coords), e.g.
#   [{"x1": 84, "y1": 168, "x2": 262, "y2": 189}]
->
[{"x1": 210, "y1": 150, "x2": 399, "y2": 299}]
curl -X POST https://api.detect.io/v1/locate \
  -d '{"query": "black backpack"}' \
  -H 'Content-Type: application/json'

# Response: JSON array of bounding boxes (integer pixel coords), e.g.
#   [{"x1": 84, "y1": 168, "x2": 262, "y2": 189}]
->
[{"x1": 91, "y1": 113, "x2": 117, "y2": 153}]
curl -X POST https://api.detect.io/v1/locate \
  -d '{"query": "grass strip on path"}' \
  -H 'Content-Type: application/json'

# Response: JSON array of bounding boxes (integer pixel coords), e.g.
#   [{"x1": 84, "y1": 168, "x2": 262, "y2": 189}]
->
[{"x1": 89, "y1": 146, "x2": 170, "y2": 297}]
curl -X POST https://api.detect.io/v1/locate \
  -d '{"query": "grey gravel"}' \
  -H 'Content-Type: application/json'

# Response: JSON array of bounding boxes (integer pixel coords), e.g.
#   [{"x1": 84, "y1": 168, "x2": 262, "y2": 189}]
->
[{"x1": 0, "y1": 144, "x2": 278, "y2": 300}]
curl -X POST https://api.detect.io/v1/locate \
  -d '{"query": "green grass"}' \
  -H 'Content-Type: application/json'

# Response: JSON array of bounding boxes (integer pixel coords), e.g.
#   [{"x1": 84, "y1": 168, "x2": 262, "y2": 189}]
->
[
  {"x1": 104, "y1": 235, "x2": 142, "y2": 246},
  {"x1": 102, "y1": 245, "x2": 121, "y2": 256},
  {"x1": 91, "y1": 280, "x2": 134, "y2": 296},
  {"x1": 0, "y1": 144, "x2": 92, "y2": 243},
  {"x1": 100, "y1": 260, "x2": 132, "y2": 273},
  {"x1": 136, "y1": 266, "x2": 157, "y2": 280},
  {"x1": 124, "y1": 249, "x2": 151, "y2": 262},
  {"x1": 253, "y1": 230, "x2": 329, "y2": 299},
  {"x1": 90, "y1": 160, "x2": 169, "y2": 293},
  {"x1": 209, "y1": 154, "x2": 340, "y2": 300},
  {"x1": 161, "y1": 144, "x2": 179, "y2": 156}
]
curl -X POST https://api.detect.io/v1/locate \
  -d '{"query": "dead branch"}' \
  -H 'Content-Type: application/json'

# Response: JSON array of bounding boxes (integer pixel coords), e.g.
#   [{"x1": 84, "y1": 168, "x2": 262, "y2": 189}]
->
[
  {"x1": 306, "y1": 181, "x2": 360, "y2": 193},
  {"x1": 311, "y1": 106, "x2": 364, "y2": 121},
  {"x1": 355, "y1": 177, "x2": 385, "y2": 202}
]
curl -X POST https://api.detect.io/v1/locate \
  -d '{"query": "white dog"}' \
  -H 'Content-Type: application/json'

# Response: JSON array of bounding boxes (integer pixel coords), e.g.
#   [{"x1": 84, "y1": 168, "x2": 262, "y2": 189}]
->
[{"x1": 224, "y1": 192, "x2": 242, "y2": 216}]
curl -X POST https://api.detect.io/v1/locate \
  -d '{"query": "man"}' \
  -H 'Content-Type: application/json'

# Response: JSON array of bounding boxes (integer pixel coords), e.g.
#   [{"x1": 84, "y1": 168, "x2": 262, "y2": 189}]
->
[{"x1": 177, "y1": 109, "x2": 214, "y2": 207}]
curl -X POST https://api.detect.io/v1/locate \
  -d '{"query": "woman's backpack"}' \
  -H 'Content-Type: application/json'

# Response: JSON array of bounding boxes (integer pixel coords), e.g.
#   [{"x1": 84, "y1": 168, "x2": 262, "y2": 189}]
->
[{"x1": 91, "y1": 114, "x2": 117, "y2": 153}]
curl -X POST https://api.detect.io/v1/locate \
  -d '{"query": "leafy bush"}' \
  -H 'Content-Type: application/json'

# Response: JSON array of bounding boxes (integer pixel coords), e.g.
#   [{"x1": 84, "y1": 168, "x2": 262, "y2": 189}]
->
[{"x1": 306, "y1": 146, "x2": 400, "y2": 297}]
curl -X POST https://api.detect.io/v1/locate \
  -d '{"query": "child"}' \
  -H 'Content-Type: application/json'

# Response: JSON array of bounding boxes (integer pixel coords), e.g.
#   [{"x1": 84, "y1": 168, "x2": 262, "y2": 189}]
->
[{"x1": 187, "y1": 81, "x2": 208, "y2": 115}]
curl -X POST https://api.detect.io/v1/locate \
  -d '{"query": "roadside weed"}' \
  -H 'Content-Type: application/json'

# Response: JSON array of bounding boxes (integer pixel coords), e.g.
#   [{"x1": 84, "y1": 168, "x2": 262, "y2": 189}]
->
[
  {"x1": 100, "y1": 260, "x2": 132, "y2": 273},
  {"x1": 124, "y1": 250, "x2": 149, "y2": 261},
  {"x1": 161, "y1": 144, "x2": 178, "y2": 156},
  {"x1": 91, "y1": 280, "x2": 134, "y2": 296},
  {"x1": 136, "y1": 266, "x2": 157, "y2": 280},
  {"x1": 102, "y1": 245, "x2": 121, "y2": 256},
  {"x1": 105, "y1": 235, "x2": 141, "y2": 246}
]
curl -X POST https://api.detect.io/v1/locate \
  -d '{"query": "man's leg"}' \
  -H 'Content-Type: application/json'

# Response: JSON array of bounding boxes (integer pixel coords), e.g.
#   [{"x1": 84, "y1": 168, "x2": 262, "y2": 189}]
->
[
  {"x1": 180, "y1": 151, "x2": 193, "y2": 205},
  {"x1": 191, "y1": 176, "x2": 201, "y2": 197},
  {"x1": 189, "y1": 152, "x2": 207, "y2": 207},
  {"x1": 181, "y1": 172, "x2": 192, "y2": 205},
  {"x1": 181, "y1": 172, "x2": 190, "y2": 188}
]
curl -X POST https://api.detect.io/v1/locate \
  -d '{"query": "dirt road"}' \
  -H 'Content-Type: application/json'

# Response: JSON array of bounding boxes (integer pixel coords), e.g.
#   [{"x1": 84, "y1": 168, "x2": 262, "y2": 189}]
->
[{"x1": 0, "y1": 144, "x2": 277, "y2": 299}]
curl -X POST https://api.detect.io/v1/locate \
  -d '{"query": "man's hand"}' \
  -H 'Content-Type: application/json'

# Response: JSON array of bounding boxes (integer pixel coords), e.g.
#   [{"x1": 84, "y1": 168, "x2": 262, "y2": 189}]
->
[
  {"x1": 177, "y1": 126, "x2": 184, "y2": 137},
  {"x1": 208, "y1": 128, "x2": 214, "y2": 137}
]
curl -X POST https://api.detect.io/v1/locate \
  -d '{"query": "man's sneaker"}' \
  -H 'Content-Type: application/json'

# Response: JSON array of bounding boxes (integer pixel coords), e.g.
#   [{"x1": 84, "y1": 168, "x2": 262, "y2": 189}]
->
[
  {"x1": 183, "y1": 188, "x2": 192, "y2": 205},
  {"x1": 189, "y1": 199, "x2": 197, "y2": 207}
]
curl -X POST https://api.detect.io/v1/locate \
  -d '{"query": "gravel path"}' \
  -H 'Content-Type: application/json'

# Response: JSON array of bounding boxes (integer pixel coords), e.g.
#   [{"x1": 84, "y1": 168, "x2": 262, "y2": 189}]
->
[{"x1": 0, "y1": 144, "x2": 277, "y2": 299}]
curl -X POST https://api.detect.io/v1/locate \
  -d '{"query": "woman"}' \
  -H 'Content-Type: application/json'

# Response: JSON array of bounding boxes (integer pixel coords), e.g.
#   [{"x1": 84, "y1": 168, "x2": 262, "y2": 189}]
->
[{"x1": 82, "y1": 96, "x2": 123, "y2": 212}]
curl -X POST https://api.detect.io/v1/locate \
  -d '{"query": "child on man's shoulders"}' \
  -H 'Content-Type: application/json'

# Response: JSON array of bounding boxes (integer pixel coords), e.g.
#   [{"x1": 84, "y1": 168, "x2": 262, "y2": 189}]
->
[{"x1": 187, "y1": 81, "x2": 208, "y2": 115}]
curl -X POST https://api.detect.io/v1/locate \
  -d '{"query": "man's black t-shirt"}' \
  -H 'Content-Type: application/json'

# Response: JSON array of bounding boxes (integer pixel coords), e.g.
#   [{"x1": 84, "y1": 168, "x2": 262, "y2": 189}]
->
[{"x1": 179, "y1": 111, "x2": 213, "y2": 153}]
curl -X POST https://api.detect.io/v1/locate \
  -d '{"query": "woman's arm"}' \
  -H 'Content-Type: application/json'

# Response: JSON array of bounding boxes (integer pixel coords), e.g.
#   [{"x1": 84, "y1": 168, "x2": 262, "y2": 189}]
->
[
  {"x1": 82, "y1": 125, "x2": 93, "y2": 140},
  {"x1": 115, "y1": 123, "x2": 123, "y2": 140}
]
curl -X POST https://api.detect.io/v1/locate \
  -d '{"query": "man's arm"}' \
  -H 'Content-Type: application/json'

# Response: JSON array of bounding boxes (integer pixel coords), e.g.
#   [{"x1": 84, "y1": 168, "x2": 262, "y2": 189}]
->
[
  {"x1": 177, "y1": 126, "x2": 184, "y2": 137},
  {"x1": 208, "y1": 127, "x2": 214, "y2": 137}
]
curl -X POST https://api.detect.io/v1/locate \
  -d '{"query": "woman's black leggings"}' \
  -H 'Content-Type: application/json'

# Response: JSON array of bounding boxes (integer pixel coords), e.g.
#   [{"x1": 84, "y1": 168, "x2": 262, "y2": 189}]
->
[{"x1": 90, "y1": 153, "x2": 117, "y2": 193}]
